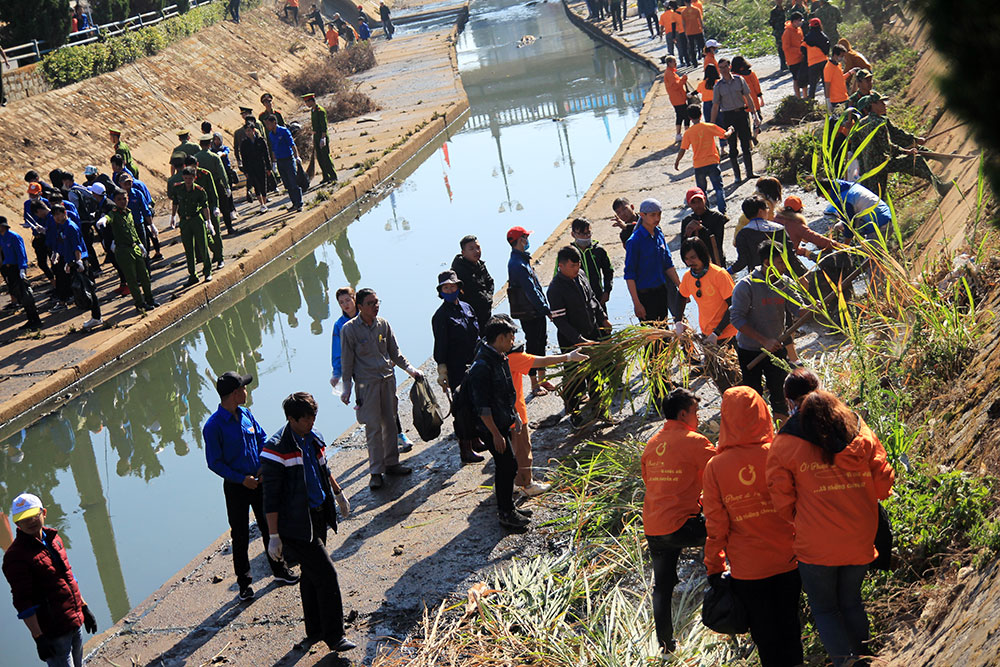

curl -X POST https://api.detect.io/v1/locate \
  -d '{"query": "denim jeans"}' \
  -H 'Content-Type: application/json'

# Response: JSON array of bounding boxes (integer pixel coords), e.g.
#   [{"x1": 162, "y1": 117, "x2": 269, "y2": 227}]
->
[
  {"x1": 276, "y1": 157, "x2": 303, "y2": 210},
  {"x1": 694, "y1": 163, "x2": 726, "y2": 213},
  {"x1": 798, "y1": 562, "x2": 870, "y2": 667},
  {"x1": 46, "y1": 626, "x2": 83, "y2": 667}
]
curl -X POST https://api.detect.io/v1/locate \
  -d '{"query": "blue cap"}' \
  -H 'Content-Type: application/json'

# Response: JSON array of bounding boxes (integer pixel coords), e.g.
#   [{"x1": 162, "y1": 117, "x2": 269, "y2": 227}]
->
[{"x1": 639, "y1": 198, "x2": 662, "y2": 213}]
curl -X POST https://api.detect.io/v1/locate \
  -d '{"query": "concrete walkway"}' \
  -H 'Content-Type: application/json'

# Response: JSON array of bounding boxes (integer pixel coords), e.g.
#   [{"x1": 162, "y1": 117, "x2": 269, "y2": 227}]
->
[{"x1": 0, "y1": 17, "x2": 468, "y2": 434}]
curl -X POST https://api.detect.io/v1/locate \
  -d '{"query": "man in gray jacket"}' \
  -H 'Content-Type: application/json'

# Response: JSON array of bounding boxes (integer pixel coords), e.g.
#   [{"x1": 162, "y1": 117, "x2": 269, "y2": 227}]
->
[
  {"x1": 340, "y1": 288, "x2": 424, "y2": 490},
  {"x1": 729, "y1": 239, "x2": 799, "y2": 417}
]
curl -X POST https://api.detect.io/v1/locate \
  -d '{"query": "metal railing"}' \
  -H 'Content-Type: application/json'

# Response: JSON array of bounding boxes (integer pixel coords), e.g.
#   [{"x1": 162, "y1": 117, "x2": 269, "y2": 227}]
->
[{"x1": 2, "y1": 0, "x2": 218, "y2": 70}]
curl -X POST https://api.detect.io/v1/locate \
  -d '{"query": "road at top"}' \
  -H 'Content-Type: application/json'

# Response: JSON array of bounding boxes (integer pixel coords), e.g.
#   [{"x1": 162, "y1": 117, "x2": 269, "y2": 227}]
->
[{"x1": 0, "y1": 1, "x2": 654, "y2": 664}]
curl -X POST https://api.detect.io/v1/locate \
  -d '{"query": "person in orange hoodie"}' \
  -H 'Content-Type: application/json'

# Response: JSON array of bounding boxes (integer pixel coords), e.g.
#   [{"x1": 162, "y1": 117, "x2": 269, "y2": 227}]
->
[
  {"x1": 703, "y1": 386, "x2": 802, "y2": 667},
  {"x1": 766, "y1": 379, "x2": 895, "y2": 667},
  {"x1": 663, "y1": 56, "x2": 691, "y2": 141},
  {"x1": 641, "y1": 387, "x2": 716, "y2": 653},
  {"x1": 781, "y1": 13, "x2": 806, "y2": 98}
]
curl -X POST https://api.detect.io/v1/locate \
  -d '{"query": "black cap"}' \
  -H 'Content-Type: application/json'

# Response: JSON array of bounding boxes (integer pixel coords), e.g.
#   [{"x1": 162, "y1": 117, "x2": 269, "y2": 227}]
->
[
  {"x1": 217, "y1": 371, "x2": 253, "y2": 397},
  {"x1": 0, "y1": 216, "x2": 8, "y2": 228}
]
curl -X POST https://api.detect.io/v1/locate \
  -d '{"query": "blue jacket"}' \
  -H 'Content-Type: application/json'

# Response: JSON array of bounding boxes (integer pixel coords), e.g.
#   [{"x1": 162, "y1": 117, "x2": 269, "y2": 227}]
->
[
  {"x1": 624, "y1": 223, "x2": 674, "y2": 290},
  {"x1": 331, "y1": 311, "x2": 353, "y2": 377},
  {"x1": 507, "y1": 248, "x2": 549, "y2": 319},
  {"x1": 54, "y1": 221, "x2": 88, "y2": 261},
  {"x1": 825, "y1": 180, "x2": 892, "y2": 239},
  {"x1": 23, "y1": 197, "x2": 49, "y2": 235},
  {"x1": 0, "y1": 229, "x2": 29, "y2": 269},
  {"x1": 127, "y1": 182, "x2": 153, "y2": 223},
  {"x1": 268, "y1": 125, "x2": 297, "y2": 160},
  {"x1": 203, "y1": 405, "x2": 267, "y2": 484}
]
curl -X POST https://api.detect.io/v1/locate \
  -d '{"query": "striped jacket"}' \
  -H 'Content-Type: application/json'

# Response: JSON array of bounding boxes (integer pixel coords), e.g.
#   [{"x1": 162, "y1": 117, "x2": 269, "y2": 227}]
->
[{"x1": 261, "y1": 424, "x2": 338, "y2": 542}]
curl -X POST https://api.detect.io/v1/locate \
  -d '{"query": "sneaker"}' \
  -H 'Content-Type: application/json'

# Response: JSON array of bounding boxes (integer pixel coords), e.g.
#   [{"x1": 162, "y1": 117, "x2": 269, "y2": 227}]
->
[
  {"x1": 675, "y1": 133, "x2": 682, "y2": 141},
  {"x1": 82, "y1": 318, "x2": 102, "y2": 330},
  {"x1": 369, "y1": 473, "x2": 384, "y2": 489},
  {"x1": 259, "y1": 204, "x2": 268, "y2": 213},
  {"x1": 231, "y1": 208, "x2": 240, "y2": 220},
  {"x1": 145, "y1": 299, "x2": 158, "y2": 310},
  {"x1": 520, "y1": 481, "x2": 552, "y2": 497},
  {"x1": 50, "y1": 300, "x2": 66, "y2": 312},
  {"x1": 273, "y1": 568, "x2": 300, "y2": 585},
  {"x1": 204, "y1": 274, "x2": 213, "y2": 283},
  {"x1": 327, "y1": 636, "x2": 357, "y2": 652},
  {"x1": 498, "y1": 511, "x2": 530, "y2": 529},
  {"x1": 385, "y1": 464, "x2": 412, "y2": 476},
  {"x1": 238, "y1": 585, "x2": 255, "y2": 601},
  {"x1": 216, "y1": 260, "x2": 225, "y2": 270},
  {"x1": 397, "y1": 432, "x2": 414, "y2": 452},
  {"x1": 514, "y1": 506, "x2": 533, "y2": 518}
]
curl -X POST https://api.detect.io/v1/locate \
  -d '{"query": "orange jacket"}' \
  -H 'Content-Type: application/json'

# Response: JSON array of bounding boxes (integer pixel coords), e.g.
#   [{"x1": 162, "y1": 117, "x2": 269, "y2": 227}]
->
[
  {"x1": 703, "y1": 387, "x2": 796, "y2": 579},
  {"x1": 642, "y1": 420, "x2": 716, "y2": 536},
  {"x1": 682, "y1": 4, "x2": 703, "y2": 35},
  {"x1": 782, "y1": 23, "x2": 804, "y2": 66},
  {"x1": 703, "y1": 51, "x2": 718, "y2": 73},
  {"x1": 743, "y1": 70, "x2": 762, "y2": 111},
  {"x1": 766, "y1": 415, "x2": 895, "y2": 566},
  {"x1": 664, "y1": 68, "x2": 690, "y2": 106}
]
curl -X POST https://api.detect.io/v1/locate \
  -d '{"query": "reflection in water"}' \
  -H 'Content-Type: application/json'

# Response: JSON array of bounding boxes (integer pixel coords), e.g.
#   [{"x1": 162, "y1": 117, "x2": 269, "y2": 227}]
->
[{"x1": 0, "y1": 0, "x2": 653, "y2": 662}]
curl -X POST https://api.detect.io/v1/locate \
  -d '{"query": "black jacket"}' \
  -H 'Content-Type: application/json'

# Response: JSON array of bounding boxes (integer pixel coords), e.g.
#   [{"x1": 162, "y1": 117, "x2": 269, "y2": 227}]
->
[
  {"x1": 240, "y1": 135, "x2": 271, "y2": 176},
  {"x1": 769, "y1": 5, "x2": 786, "y2": 35},
  {"x1": 804, "y1": 27, "x2": 830, "y2": 56},
  {"x1": 546, "y1": 271, "x2": 606, "y2": 348},
  {"x1": 466, "y1": 343, "x2": 517, "y2": 433},
  {"x1": 682, "y1": 209, "x2": 729, "y2": 264},
  {"x1": 431, "y1": 298, "x2": 480, "y2": 387},
  {"x1": 563, "y1": 240, "x2": 614, "y2": 299},
  {"x1": 451, "y1": 254, "x2": 494, "y2": 327},
  {"x1": 261, "y1": 424, "x2": 338, "y2": 542}
]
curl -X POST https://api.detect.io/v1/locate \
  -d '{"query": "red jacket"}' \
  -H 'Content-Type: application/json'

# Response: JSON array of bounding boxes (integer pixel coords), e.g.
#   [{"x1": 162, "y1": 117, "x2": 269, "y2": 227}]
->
[
  {"x1": 703, "y1": 387, "x2": 796, "y2": 579},
  {"x1": 642, "y1": 420, "x2": 716, "y2": 536},
  {"x1": 766, "y1": 414, "x2": 895, "y2": 566},
  {"x1": 2, "y1": 527, "x2": 85, "y2": 637}
]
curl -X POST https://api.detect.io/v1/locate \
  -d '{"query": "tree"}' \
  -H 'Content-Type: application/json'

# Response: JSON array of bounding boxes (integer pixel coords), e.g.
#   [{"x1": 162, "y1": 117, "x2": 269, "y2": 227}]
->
[
  {"x1": 0, "y1": 0, "x2": 73, "y2": 50},
  {"x1": 90, "y1": 0, "x2": 132, "y2": 23},
  {"x1": 918, "y1": 0, "x2": 1000, "y2": 195}
]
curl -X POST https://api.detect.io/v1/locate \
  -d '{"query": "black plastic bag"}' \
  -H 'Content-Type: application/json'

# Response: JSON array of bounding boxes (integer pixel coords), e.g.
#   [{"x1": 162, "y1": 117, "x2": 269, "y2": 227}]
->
[
  {"x1": 871, "y1": 502, "x2": 893, "y2": 571},
  {"x1": 295, "y1": 159, "x2": 311, "y2": 191},
  {"x1": 702, "y1": 572, "x2": 750, "y2": 635},
  {"x1": 70, "y1": 272, "x2": 94, "y2": 311},
  {"x1": 409, "y1": 376, "x2": 443, "y2": 442}
]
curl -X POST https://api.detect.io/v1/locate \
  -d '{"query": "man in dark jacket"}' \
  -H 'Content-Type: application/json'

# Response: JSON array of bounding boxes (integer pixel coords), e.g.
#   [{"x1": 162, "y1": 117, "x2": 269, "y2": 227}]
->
[
  {"x1": 262, "y1": 392, "x2": 355, "y2": 654},
  {"x1": 432, "y1": 270, "x2": 484, "y2": 463},
  {"x1": 450, "y1": 235, "x2": 494, "y2": 330},
  {"x1": 3, "y1": 493, "x2": 99, "y2": 666},
  {"x1": 466, "y1": 317, "x2": 529, "y2": 530},
  {"x1": 681, "y1": 188, "x2": 729, "y2": 265},
  {"x1": 547, "y1": 245, "x2": 610, "y2": 427},
  {"x1": 567, "y1": 218, "x2": 613, "y2": 303},
  {"x1": 506, "y1": 226, "x2": 553, "y2": 395},
  {"x1": 769, "y1": 0, "x2": 787, "y2": 70}
]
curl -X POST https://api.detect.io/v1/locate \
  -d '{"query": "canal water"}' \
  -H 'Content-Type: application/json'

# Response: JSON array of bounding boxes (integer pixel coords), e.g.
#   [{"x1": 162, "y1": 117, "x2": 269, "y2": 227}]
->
[{"x1": 0, "y1": 0, "x2": 653, "y2": 661}]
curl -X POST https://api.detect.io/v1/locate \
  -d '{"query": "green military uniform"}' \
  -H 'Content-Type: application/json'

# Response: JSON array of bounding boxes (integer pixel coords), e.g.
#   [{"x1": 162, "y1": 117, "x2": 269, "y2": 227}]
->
[
  {"x1": 811, "y1": 0, "x2": 842, "y2": 43},
  {"x1": 174, "y1": 184, "x2": 213, "y2": 281},
  {"x1": 853, "y1": 112, "x2": 940, "y2": 198},
  {"x1": 108, "y1": 207, "x2": 154, "y2": 309},
  {"x1": 258, "y1": 110, "x2": 285, "y2": 126},
  {"x1": 174, "y1": 139, "x2": 200, "y2": 158},
  {"x1": 185, "y1": 166, "x2": 223, "y2": 264},
  {"x1": 310, "y1": 103, "x2": 338, "y2": 183},
  {"x1": 114, "y1": 141, "x2": 140, "y2": 180},
  {"x1": 847, "y1": 87, "x2": 877, "y2": 116},
  {"x1": 195, "y1": 147, "x2": 233, "y2": 238}
]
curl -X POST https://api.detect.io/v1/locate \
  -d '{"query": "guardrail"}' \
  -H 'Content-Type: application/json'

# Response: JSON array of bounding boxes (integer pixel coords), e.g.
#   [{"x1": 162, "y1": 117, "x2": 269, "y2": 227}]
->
[{"x1": 2, "y1": 0, "x2": 218, "y2": 70}]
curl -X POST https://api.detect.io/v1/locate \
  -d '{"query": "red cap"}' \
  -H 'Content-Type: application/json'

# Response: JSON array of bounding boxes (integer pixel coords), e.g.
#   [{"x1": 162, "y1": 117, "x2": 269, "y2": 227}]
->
[
  {"x1": 27, "y1": 183, "x2": 42, "y2": 196},
  {"x1": 809, "y1": 17, "x2": 822, "y2": 27},
  {"x1": 685, "y1": 187, "x2": 706, "y2": 204},
  {"x1": 783, "y1": 195, "x2": 804, "y2": 212},
  {"x1": 506, "y1": 226, "x2": 532, "y2": 243}
]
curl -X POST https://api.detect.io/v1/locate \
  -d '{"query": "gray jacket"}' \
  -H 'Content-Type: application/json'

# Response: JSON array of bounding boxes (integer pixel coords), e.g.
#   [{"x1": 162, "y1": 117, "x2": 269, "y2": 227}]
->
[{"x1": 729, "y1": 269, "x2": 798, "y2": 351}]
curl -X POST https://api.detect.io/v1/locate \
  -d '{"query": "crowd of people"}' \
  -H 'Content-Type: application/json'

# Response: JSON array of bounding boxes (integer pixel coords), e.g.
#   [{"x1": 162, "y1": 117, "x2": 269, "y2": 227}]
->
[{"x1": 1, "y1": 1, "x2": 936, "y2": 665}]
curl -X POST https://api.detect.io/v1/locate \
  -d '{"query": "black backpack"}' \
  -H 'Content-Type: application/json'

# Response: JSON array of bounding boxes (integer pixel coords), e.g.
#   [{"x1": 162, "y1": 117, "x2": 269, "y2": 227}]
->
[
  {"x1": 702, "y1": 572, "x2": 750, "y2": 635},
  {"x1": 409, "y1": 376, "x2": 443, "y2": 442}
]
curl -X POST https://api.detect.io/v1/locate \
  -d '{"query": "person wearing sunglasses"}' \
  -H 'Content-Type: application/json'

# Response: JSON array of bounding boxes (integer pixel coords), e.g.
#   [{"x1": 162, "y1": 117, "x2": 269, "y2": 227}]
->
[{"x1": 678, "y1": 236, "x2": 737, "y2": 347}]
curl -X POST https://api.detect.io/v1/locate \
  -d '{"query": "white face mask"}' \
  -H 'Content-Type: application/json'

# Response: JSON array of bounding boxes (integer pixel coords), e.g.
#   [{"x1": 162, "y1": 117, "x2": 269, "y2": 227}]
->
[{"x1": 575, "y1": 238, "x2": 592, "y2": 247}]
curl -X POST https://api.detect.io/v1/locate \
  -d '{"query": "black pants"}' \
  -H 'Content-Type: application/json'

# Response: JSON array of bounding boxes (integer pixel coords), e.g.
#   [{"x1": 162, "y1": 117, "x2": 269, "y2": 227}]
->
[
  {"x1": 1, "y1": 265, "x2": 41, "y2": 326},
  {"x1": 284, "y1": 5, "x2": 299, "y2": 24},
  {"x1": 225, "y1": 0, "x2": 240, "y2": 21},
  {"x1": 676, "y1": 33, "x2": 690, "y2": 66},
  {"x1": 518, "y1": 316, "x2": 547, "y2": 378},
  {"x1": 646, "y1": 516, "x2": 707, "y2": 649},
  {"x1": 482, "y1": 429, "x2": 517, "y2": 514},
  {"x1": 720, "y1": 109, "x2": 754, "y2": 180},
  {"x1": 807, "y1": 61, "x2": 825, "y2": 98},
  {"x1": 284, "y1": 508, "x2": 345, "y2": 642},
  {"x1": 637, "y1": 282, "x2": 685, "y2": 323},
  {"x1": 610, "y1": 1, "x2": 623, "y2": 30},
  {"x1": 687, "y1": 32, "x2": 704, "y2": 66},
  {"x1": 79, "y1": 222, "x2": 102, "y2": 275},
  {"x1": 31, "y1": 235, "x2": 53, "y2": 281},
  {"x1": 737, "y1": 346, "x2": 788, "y2": 415},
  {"x1": 775, "y1": 35, "x2": 786, "y2": 70},
  {"x1": 223, "y1": 480, "x2": 283, "y2": 588},
  {"x1": 731, "y1": 569, "x2": 804, "y2": 667},
  {"x1": 645, "y1": 14, "x2": 660, "y2": 37}
]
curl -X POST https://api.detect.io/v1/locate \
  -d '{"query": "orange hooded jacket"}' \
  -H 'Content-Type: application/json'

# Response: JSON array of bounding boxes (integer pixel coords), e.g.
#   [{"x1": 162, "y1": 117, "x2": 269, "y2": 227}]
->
[
  {"x1": 766, "y1": 414, "x2": 895, "y2": 566},
  {"x1": 642, "y1": 420, "x2": 716, "y2": 536},
  {"x1": 664, "y1": 68, "x2": 690, "y2": 107},
  {"x1": 782, "y1": 23, "x2": 804, "y2": 66},
  {"x1": 703, "y1": 387, "x2": 797, "y2": 579}
]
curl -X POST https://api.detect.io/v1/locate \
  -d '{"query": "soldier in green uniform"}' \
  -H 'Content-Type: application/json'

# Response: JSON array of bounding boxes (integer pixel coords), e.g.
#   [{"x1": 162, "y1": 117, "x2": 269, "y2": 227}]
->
[
  {"x1": 852, "y1": 92, "x2": 951, "y2": 197},
  {"x1": 109, "y1": 188, "x2": 156, "y2": 313},
  {"x1": 171, "y1": 168, "x2": 213, "y2": 286},
  {"x1": 846, "y1": 69, "x2": 875, "y2": 116},
  {"x1": 303, "y1": 93, "x2": 338, "y2": 185},
  {"x1": 196, "y1": 134, "x2": 235, "y2": 235},
  {"x1": 109, "y1": 127, "x2": 140, "y2": 180},
  {"x1": 810, "y1": 0, "x2": 842, "y2": 43},
  {"x1": 173, "y1": 130, "x2": 201, "y2": 163},
  {"x1": 183, "y1": 156, "x2": 225, "y2": 269},
  {"x1": 258, "y1": 92, "x2": 285, "y2": 127}
]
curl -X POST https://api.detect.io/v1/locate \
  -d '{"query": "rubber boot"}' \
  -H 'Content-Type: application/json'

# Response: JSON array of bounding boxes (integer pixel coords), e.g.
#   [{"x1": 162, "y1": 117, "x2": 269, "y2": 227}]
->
[{"x1": 460, "y1": 439, "x2": 484, "y2": 463}]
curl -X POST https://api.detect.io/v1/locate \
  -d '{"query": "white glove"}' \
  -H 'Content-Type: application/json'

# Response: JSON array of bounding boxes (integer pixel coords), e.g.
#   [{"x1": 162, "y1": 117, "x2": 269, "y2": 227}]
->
[
  {"x1": 674, "y1": 321, "x2": 687, "y2": 336},
  {"x1": 330, "y1": 373, "x2": 340, "y2": 389},
  {"x1": 169, "y1": 214, "x2": 177, "y2": 229},
  {"x1": 74, "y1": 260, "x2": 85, "y2": 272},
  {"x1": 705, "y1": 332, "x2": 718, "y2": 346},
  {"x1": 267, "y1": 534, "x2": 283, "y2": 561},
  {"x1": 335, "y1": 491, "x2": 351, "y2": 518},
  {"x1": 320, "y1": 136, "x2": 327, "y2": 148},
  {"x1": 272, "y1": 162, "x2": 278, "y2": 173},
  {"x1": 213, "y1": 208, "x2": 222, "y2": 219},
  {"x1": 567, "y1": 348, "x2": 589, "y2": 363},
  {"x1": 19, "y1": 269, "x2": 26, "y2": 280},
  {"x1": 95, "y1": 216, "x2": 107, "y2": 229},
  {"x1": 224, "y1": 189, "x2": 231, "y2": 198},
  {"x1": 110, "y1": 241, "x2": 116, "y2": 253},
  {"x1": 206, "y1": 220, "x2": 217, "y2": 237}
]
